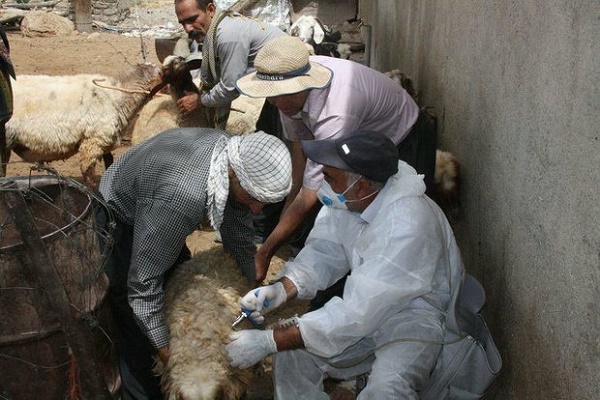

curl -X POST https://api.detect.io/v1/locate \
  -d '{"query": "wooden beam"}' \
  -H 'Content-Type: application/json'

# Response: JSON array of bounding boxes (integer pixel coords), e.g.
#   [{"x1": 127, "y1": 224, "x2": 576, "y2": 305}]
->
[{"x1": 75, "y1": 0, "x2": 93, "y2": 33}]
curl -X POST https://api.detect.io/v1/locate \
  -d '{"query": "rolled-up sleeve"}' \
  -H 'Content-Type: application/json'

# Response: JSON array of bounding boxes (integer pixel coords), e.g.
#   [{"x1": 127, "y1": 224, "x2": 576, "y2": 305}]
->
[{"x1": 201, "y1": 38, "x2": 248, "y2": 107}]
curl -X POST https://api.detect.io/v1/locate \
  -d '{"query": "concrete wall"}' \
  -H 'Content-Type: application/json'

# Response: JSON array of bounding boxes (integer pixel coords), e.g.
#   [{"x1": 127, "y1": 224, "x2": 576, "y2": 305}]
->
[
  {"x1": 361, "y1": 0, "x2": 599, "y2": 398},
  {"x1": 91, "y1": 0, "x2": 132, "y2": 25}
]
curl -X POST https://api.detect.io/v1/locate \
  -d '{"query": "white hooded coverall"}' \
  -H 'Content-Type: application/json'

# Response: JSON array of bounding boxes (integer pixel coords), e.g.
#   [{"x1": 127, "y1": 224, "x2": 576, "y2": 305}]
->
[{"x1": 273, "y1": 161, "x2": 465, "y2": 399}]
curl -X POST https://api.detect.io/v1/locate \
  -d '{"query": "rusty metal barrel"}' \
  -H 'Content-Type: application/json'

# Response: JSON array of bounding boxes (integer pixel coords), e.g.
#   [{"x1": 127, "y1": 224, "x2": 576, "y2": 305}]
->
[{"x1": 0, "y1": 175, "x2": 117, "y2": 399}]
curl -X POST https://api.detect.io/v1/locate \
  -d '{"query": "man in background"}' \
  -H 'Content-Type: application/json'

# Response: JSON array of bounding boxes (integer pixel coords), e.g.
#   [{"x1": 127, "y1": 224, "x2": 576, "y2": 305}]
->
[{"x1": 174, "y1": 0, "x2": 286, "y2": 133}]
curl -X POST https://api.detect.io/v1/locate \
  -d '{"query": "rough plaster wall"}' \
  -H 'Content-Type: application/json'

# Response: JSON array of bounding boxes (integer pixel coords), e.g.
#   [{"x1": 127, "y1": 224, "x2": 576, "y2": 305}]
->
[{"x1": 362, "y1": 0, "x2": 599, "y2": 398}]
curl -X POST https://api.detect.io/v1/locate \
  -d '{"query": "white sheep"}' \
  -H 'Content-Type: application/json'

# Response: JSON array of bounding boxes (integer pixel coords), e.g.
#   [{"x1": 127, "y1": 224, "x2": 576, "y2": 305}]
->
[
  {"x1": 131, "y1": 54, "x2": 206, "y2": 145},
  {"x1": 159, "y1": 246, "x2": 298, "y2": 399},
  {"x1": 130, "y1": 95, "x2": 189, "y2": 145},
  {"x1": 130, "y1": 55, "x2": 264, "y2": 145},
  {"x1": 5, "y1": 62, "x2": 161, "y2": 187},
  {"x1": 130, "y1": 92, "x2": 264, "y2": 145},
  {"x1": 435, "y1": 149, "x2": 462, "y2": 223},
  {"x1": 227, "y1": 95, "x2": 266, "y2": 135},
  {"x1": 160, "y1": 248, "x2": 254, "y2": 400}
]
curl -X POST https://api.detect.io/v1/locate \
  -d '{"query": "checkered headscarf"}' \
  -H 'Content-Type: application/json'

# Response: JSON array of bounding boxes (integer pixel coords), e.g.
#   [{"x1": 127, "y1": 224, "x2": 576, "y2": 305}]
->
[{"x1": 207, "y1": 132, "x2": 292, "y2": 229}]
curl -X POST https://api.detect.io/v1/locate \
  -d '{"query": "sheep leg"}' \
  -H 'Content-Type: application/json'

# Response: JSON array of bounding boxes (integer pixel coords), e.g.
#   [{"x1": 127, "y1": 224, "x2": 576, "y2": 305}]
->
[
  {"x1": 82, "y1": 153, "x2": 113, "y2": 189},
  {"x1": 79, "y1": 132, "x2": 119, "y2": 188},
  {"x1": 82, "y1": 165, "x2": 97, "y2": 189},
  {"x1": 79, "y1": 155, "x2": 101, "y2": 190},
  {"x1": 102, "y1": 152, "x2": 114, "y2": 170}
]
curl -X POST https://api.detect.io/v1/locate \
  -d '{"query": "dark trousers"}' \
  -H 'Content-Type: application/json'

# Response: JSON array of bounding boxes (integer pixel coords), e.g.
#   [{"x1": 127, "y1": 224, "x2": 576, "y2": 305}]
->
[
  {"x1": 289, "y1": 201, "x2": 322, "y2": 258},
  {"x1": 252, "y1": 102, "x2": 329, "y2": 250},
  {"x1": 94, "y1": 201, "x2": 190, "y2": 399},
  {"x1": 309, "y1": 275, "x2": 348, "y2": 311},
  {"x1": 397, "y1": 108, "x2": 438, "y2": 198}
]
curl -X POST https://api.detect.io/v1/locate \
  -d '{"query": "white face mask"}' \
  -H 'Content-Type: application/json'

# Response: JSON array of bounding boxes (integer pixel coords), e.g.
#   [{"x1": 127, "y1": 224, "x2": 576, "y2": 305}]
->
[{"x1": 317, "y1": 177, "x2": 361, "y2": 209}]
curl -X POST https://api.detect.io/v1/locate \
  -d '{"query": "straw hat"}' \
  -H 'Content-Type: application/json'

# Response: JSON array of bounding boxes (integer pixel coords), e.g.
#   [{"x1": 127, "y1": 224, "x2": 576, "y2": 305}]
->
[{"x1": 236, "y1": 36, "x2": 333, "y2": 98}]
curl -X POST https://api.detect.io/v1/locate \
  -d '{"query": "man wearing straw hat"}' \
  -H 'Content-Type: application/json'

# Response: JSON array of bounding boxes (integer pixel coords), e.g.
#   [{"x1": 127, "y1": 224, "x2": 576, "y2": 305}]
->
[
  {"x1": 236, "y1": 36, "x2": 430, "y2": 288},
  {"x1": 97, "y1": 128, "x2": 291, "y2": 399}
]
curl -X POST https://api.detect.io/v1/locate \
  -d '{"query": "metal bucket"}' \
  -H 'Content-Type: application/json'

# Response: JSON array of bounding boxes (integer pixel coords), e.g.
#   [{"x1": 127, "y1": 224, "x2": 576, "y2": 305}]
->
[{"x1": 0, "y1": 175, "x2": 117, "y2": 399}]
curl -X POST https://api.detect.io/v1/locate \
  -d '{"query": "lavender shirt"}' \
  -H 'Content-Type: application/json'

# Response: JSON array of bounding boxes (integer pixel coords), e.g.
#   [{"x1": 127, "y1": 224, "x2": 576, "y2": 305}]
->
[{"x1": 281, "y1": 56, "x2": 419, "y2": 190}]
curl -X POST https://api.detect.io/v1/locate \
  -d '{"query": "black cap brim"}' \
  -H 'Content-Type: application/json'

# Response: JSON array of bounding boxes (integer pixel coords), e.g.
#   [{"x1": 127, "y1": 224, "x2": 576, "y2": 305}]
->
[{"x1": 301, "y1": 139, "x2": 353, "y2": 172}]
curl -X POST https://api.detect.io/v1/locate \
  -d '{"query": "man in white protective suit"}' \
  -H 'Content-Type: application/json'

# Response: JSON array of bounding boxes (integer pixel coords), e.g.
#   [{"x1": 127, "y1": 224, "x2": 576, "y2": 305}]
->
[{"x1": 225, "y1": 130, "x2": 466, "y2": 398}]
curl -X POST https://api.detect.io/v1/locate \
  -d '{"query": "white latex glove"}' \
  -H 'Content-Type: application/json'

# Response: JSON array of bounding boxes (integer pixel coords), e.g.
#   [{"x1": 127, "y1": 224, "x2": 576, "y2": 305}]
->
[
  {"x1": 226, "y1": 329, "x2": 277, "y2": 369},
  {"x1": 240, "y1": 282, "x2": 287, "y2": 325}
]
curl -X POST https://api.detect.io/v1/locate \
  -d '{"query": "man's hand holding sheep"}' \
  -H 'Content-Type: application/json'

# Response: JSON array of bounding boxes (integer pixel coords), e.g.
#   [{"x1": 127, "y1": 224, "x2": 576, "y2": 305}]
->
[
  {"x1": 177, "y1": 90, "x2": 201, "y2": 115},
  {"x1": 98, "y1": 129, "x2": 293, "y2": 397}
]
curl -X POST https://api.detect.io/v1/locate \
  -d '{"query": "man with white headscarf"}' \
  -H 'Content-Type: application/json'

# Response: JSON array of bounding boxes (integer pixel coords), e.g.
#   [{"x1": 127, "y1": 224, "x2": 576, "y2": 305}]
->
[{"x1": 97, "y1": 127, "x2": 291, "y2": 400}]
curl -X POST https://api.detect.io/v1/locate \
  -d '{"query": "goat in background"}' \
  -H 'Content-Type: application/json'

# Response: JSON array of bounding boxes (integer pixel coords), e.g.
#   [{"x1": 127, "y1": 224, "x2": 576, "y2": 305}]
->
[{"x1": 289, "y1": 15, "x2": 352, "y2": 59}]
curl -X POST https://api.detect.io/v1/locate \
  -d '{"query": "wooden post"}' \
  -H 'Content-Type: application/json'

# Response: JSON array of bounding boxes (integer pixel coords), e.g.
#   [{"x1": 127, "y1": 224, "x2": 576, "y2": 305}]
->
[
  {"x1": 75, "y1": 0, "x2": 93, "y2": 33},
  {"x1": 3, "y1": 184, "x2": 111, "y2": 399}
]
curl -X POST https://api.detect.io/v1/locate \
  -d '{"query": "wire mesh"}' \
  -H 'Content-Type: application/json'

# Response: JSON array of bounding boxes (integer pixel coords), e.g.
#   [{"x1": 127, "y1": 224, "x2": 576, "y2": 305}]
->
[{"x1": 0, "y1": 167, "x2": 118, "y2": 399}]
